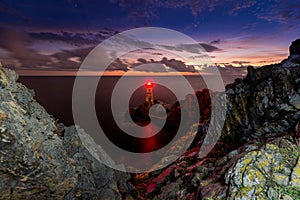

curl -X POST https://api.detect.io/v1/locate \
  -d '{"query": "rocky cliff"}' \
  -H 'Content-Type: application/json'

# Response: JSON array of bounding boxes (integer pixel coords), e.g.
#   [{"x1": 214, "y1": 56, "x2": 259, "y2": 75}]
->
[
  {"x1": 0, "y1": 63, "x2": 135, "y2": 199},
  {"x1": 132, "y1": 40, "x2": 300, "y2": 199}
]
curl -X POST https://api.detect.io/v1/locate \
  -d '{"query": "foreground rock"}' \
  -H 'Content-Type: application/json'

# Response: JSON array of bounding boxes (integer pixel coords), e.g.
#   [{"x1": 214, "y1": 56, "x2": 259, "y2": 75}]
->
[
  {"x1": 0, "y1": 64, "x2": 135, "y2": 199},
  {"x1": 226, "y1": 138, "x2": 300, "y2": 199}
]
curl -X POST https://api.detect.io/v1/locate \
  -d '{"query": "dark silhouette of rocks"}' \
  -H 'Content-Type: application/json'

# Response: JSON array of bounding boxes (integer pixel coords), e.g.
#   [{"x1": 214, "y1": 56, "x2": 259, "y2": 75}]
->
[{"x1": 290, "y1": 39, "x2": 300, "y2": 55}]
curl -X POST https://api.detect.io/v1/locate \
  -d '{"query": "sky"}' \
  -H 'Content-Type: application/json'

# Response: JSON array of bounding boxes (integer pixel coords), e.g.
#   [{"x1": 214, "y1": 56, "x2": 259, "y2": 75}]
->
[{"x1": 0, "y1": 0, "x2": 300, "y2": 75}]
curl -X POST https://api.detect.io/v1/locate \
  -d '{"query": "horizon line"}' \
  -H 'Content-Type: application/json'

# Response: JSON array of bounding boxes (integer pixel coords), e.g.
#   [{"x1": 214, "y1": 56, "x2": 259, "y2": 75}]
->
[{"x1": 14, "y1": 70, "x2": 228, "y2": 77}]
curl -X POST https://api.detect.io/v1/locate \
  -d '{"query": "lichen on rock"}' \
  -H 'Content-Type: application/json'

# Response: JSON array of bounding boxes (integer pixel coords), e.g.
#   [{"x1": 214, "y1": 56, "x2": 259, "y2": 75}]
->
[{"x1": 226, "y1": 139, "x2": 299, "y2": 200}]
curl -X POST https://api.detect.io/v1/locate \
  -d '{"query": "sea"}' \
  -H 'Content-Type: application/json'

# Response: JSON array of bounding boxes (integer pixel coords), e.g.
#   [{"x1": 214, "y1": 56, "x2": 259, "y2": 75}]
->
[{"x1": 18, "y1": 75, "x2": 241, "y2": 168}]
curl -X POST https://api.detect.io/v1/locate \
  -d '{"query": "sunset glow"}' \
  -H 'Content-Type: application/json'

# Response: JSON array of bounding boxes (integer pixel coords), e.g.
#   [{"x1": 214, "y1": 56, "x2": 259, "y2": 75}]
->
[{"x1": 0, "y1": 1, "x2": 299, "y2": 76}]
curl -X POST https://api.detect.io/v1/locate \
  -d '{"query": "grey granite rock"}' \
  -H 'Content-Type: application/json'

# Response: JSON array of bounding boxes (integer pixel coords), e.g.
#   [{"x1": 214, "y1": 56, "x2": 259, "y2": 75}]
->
[
  {"x1": 0, "y1": 63, "x2": 135, "y2": 199},
  {"x1": 221, "y1": 59, "x2": 300, "y2": 145}
]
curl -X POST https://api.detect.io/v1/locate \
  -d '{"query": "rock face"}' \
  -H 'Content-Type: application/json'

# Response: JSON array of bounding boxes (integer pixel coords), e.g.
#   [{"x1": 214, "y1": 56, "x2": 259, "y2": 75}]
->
[
  {"x1": 132, "y1": 39, "x2": 300, "y2": 199},
  {"x1": 219, "y1": 38, "x2": 300, "y2": 146},
  {"x1": 290, "y1": 39, "x2": 300, "y2": 55},
  {"x1": 0, "y1": 64, "x2": 135, "y2": 199},
  {"x1": 222, "y1": 63, "x2": 300, "y2": 145}
]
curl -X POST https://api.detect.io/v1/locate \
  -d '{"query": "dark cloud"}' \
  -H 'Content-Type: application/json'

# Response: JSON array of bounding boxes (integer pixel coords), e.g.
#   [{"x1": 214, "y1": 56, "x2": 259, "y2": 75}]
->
[
  {"x1": 110, "y1": 34, "x2": 154, "y2": 49},
  {"x1": 199, "y1": 43, "x2": 220, "y2": 52},
  {"x1": 107, "y1": 58, "x2": 129, "y2": 71},
  {"x1": 0, "y1": 28, "x2": 249, "y2": 75},
  {"x1": 0, "y1": 28, "x2": 51, "y2": 69},
  {"x1": 29, "y1": 30, "x2": 118, "y2": 47},
  {"x1": 0, "y1": 28, "x2": 96, "y2": 70},
  {"x1": 210, "y1": 39, "x2": 221, "y2": 45},
  {"x1": 188, "y1": 55, "x2": 209, "y2": 59},
  {"x1": 70, "y1": 55, "x2": 197, "y2": 73},
  {"x1": 50, "y1": 47, "x2": 93, "y2": 70},
  {"x1": 160, "y1": 57, "x2": 195, "y2": 72},
  {"x1": 152, "y1": 52, "x2": 163, "y2": 56},
  {"x1": 178, "y1": 44, "x2": 202, "y2": 53},
  {"x1": 133, "y1": 63, "x2": 168, "y2": 72},
  {"x1": 130, "y1": 57, "x2": 196, "y2": 73},
  {"x1": 137, "y1": 58, "x2": 148, "y2": 64},
  {"x1": 231, "y1": 61, "x2": 251, "y2": 65},
  {"x1": 215, "y1": 65, "x2": 248, "y2": 76},
  {"x1": 160, "y1": 43, "x2": 220, "y2": 54},
  {"x1": 0, "y1": 28, "x2": 197, "y2": 72}
]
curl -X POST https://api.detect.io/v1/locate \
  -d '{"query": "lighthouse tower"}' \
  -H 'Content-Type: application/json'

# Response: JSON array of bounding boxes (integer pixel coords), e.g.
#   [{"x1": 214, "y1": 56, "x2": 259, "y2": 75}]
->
[{"x1": 145, "y1": 81, "x2": 154, "y2": 105}]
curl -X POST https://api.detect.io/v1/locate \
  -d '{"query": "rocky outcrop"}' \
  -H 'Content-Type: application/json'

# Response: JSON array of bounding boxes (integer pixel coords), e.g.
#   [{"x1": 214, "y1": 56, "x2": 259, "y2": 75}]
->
[
  {"x1": 0, "y1": 63, "x2": 135, "y2": 199},
  {"x1": 290, "y1": 39, "x2": 300, "y2": 55},
  {"x1": 221, "y1": 62, "x2": 300, "y2": 145},
  {"x1": 62, "y1": 126, "x2": 136, "y2": 199},
  {"x1": 132, "y1": 39, "x2": 300, "y2": 199}
]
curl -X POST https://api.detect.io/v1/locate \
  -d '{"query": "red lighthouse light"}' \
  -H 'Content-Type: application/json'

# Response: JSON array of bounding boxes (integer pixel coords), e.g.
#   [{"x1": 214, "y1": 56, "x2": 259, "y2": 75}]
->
[{"x1": 145, "y1": 81, "x2": 154, "y2": 88}]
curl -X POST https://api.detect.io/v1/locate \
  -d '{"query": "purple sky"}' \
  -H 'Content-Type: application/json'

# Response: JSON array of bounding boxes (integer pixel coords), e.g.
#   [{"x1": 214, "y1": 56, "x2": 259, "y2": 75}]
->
[{"x1": 0, "y1": 0, "x2": 299, "y2": 75}]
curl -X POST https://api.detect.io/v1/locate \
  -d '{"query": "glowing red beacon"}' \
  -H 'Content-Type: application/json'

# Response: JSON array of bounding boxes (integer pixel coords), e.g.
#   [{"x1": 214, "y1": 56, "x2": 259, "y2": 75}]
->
[
  {"x1": 145, "y1": 81, "x2": 153, "y2": 88},
  {"x1": 145, "y1": 81, "x2": 154, "y2": 105}
]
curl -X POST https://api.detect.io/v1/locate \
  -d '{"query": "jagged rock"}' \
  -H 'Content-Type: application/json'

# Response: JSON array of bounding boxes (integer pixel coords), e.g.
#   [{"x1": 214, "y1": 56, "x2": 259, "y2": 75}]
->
[
  {"x1": 291, "y1": 158, "x2": 300, "y2": 187},
  {"x1": 0, "y1": 67, "x2": 73, "y2": 199},
  {"x1": 0, "y1": 65, "x2": 134, "y2": 199},
  {"x1": 63, "y1": 126, "x2": 136, "y2": 199},
  {"x1": 290, "y1": 39, "x2": 300, "y2": 55},
  {"x1": 221, "y1": 62, "x2": 300, "y2": 145}
]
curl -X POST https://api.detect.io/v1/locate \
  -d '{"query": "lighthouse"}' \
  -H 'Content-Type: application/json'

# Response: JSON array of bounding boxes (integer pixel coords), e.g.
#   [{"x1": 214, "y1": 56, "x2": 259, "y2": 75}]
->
[{"x1": 145, "y1": 81, "x2": 154, "y2": 105}]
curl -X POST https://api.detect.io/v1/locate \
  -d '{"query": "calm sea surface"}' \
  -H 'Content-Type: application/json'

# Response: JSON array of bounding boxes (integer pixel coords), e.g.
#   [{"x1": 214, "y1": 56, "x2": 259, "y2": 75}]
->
[{"x1": 18, "y1": 75, "x2": 239, "y2": 156}]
